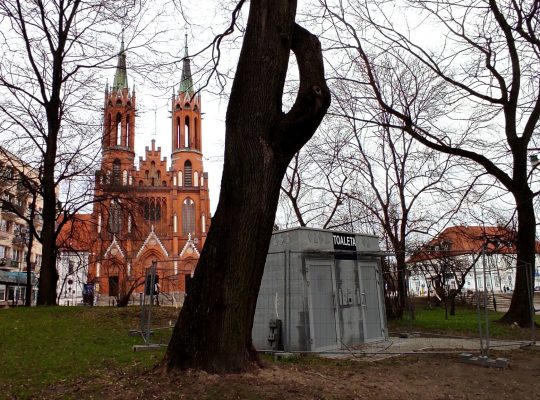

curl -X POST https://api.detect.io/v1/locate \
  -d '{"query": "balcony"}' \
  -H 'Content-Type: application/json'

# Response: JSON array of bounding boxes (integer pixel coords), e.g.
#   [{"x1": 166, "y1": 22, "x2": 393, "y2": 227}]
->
[
  {"x1": 0, "y1": 258, "x2": 20, "y2": 270},
  {"x1": 1, "y1": 202, "x2": 24, "y2": 220},
  {"x1": 21, "y1": 262, "x2": 36, "y2": 272},
  {"x1": 12, "y1": 236, "x2": 26, "y2": 247}
]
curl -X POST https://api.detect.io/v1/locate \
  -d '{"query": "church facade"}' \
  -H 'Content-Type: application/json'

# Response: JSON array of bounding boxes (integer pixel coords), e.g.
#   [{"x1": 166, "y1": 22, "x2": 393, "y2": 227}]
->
[{"x1": 87, "y1": 39, "x2": 211, "y2": 304}]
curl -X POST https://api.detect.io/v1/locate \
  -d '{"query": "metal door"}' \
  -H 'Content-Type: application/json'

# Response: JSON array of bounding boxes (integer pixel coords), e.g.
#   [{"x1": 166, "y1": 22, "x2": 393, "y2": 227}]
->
[
  {"x1": 359, "y1": 262, "x2": 385, "y2": 341},
  {"x1": 306, "y1": 260, "x2": 339, "y2": 351}
]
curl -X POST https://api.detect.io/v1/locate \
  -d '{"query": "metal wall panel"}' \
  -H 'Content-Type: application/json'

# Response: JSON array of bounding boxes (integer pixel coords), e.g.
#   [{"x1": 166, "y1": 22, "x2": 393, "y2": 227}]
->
[{"x1": 252, "y1": 227, "x2": 387, "y2": 352}]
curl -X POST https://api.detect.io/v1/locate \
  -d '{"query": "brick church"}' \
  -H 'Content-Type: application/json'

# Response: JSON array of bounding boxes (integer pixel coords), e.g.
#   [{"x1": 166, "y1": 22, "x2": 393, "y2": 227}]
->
[{"x1": 87, "y1": 38, "x2": 211, "y2": 303}]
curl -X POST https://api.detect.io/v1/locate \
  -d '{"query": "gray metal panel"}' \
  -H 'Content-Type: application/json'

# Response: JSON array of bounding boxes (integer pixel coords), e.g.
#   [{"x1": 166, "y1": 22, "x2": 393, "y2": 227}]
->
[
  {"x1": 270, "y1": 227, "x2": 380, "y2": 254},
  {"x1": 335, "y1": 259, "x2": 364, "y2": 346},
  {"x1": 306, "y1": 260, "x2": 339, "y2": 351},
  {"x1": 253, "y1": 227, "x2": 386, "y2": 352},
  {"x1": 252, "y1": 252, "x2": 285, "y2": 350},
  {"x1": 359, "y1": 262, "x2": 385, "y2": 341}
]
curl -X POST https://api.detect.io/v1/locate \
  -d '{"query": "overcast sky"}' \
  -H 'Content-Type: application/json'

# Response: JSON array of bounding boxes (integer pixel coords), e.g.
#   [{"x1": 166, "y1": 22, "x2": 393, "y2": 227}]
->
[{"x1": 119, "y1": 0, "x2": 244, "y2": 215}]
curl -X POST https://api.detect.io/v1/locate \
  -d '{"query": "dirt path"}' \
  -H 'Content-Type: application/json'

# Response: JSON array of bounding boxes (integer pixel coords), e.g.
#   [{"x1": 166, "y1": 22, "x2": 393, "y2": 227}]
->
[{"x1": 38, "y1": 348, "x2": 540, "y2": 399}]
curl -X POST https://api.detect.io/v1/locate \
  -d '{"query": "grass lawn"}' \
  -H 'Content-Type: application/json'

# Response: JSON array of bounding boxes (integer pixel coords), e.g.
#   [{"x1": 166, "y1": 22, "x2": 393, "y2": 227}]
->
[
  {"x1": 0, "y1": 306, "x2": 179, "y2": 399},
  {"x1": 1, "y1": 305, "x2": 539, "y2": 399},
  {"x1": 388, "y1": 304, "x2": 540, "y2": 340}
]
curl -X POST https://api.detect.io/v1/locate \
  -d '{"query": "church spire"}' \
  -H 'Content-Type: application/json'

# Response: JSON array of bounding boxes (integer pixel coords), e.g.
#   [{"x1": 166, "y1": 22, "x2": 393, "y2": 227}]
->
[
  {"x1": 179, "y1": 34, "x2": 194, "y2": 94},
  {"x1": 113, "y1": 38, "x2": 128, "y2": 90}
]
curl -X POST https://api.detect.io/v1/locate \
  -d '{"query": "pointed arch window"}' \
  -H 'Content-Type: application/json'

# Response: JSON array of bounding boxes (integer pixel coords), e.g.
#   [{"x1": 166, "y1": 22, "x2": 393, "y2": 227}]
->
[
  {"x1": 107, "y1": 114, "x2": 112, "y2": 146},
  {"x1": 126, "y1": 115, "x2": 130, "y2": 147},
  {"x1": 184, "y1": 116, "x2": 191, "y2": 148},
  {"x1": 112, "y1": 159, "x2": 121, "y2": 185},
  {"x1": 176, "y1": 117, "x2": 181, "y2": 149},
  {"x1": 182, "y1": 198, "x2": 195, "y2": 236},
  {"x1": 116, "y1": 113, "x2": 122, "y2": 146},
  {"x1": 108, "y1": 201, "x2": 121, "y2": 234},
  {"x1": 184, "y1": 160, "x2": 192, "y2": 186},
  {"x1": 194, "y1": 117, "x2": 198, "y2": 150},
  {"x1": 143, "y1": 198, "x2": 162, "y2": 221}
]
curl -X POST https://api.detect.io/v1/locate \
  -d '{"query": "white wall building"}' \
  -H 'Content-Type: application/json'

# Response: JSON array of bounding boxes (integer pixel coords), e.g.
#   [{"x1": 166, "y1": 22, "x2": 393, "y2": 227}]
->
[{"x1": 407, "y1": 226, "x2": 540, "y2": 297}]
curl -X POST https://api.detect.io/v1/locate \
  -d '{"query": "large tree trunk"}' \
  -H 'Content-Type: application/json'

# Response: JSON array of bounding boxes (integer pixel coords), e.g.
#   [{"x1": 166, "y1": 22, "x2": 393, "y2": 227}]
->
[
  {"x1": 395, "y1": 249, "x2": 407, "y2": 319},
  {"x1": 37, "y1": 101, "x2": 60, "y2": 306},
  {"x1": 499, "y1": 189, "x2": 535, "y2": 326},
  {"x1": 164, "y1": 0, "x2": 330, "y2": 372},
  {"x1": 37, "y1": 166, "x2": 59, "y2": 306}
]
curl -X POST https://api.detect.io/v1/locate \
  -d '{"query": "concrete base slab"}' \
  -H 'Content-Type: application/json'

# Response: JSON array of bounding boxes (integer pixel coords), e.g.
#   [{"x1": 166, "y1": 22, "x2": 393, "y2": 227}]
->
[{"x1": 459, "y1": 353, "x2": 509, "y2": 368}]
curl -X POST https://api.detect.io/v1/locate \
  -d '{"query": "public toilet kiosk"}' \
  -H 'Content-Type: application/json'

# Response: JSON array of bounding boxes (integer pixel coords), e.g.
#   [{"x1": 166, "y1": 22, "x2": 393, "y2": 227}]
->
[{"x1": 252, "y1": 227, "x2": 387, "y2": 352}]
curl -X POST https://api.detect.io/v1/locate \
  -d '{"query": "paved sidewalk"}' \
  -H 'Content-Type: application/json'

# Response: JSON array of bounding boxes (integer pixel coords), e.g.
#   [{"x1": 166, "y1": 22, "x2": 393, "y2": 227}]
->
[{"x1": 320, "y1": 335, "x2": 533, "y2": 361}]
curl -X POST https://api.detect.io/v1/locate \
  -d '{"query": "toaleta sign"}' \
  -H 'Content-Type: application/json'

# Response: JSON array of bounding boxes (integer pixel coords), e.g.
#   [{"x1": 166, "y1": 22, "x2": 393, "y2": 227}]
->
[{"x1": 333, "y1": 233, "x2": 357, "y2": 260}]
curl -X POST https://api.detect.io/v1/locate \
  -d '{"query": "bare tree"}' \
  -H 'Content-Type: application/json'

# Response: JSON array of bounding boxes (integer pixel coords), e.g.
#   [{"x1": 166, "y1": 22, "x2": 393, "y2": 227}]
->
[
  {"x1": 413, "y1": 251, "x2": 481, "y2": 317},
  {"x1": 0, "y1": 1, "x2": 165, "y2": 305},
  {"x1": 164, "y1": 0, "x2": 330, "y2": 372},
  {"x1": 321, "y1": 0, "x2": 540, "y2": 325},
  {"x1": 278, "y1": 144, "x2": 348, "y2": 229}
]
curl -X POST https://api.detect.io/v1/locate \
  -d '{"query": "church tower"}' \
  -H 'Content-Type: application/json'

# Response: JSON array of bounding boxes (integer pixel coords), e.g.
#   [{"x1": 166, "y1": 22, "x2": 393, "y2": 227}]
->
[
  {"x1": 170, "y1": 35, "x2": 210, "y2": 253},
  {"x1": 101, "y1": 39, "x2": 136, "y2": 185}
]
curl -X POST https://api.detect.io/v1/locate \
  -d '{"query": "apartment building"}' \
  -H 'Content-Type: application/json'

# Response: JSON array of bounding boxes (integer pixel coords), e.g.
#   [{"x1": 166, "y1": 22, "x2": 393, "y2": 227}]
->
[{"x1": 0, "y1": 148, "x2": 43, "y2": 306}]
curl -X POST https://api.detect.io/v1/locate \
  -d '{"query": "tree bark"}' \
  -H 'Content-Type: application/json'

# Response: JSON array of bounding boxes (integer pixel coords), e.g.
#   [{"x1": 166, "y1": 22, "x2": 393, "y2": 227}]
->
[
  {"x1": 36, "y1": 100, "x2": 61, "y2": 306},
  {"x1": 24, "y1": 192, "x2": 37, "y2": 306},
  {"x1": 499, "y1": 189, "x2": 536, "y2": 325},
  {"x1": 394, "y1": 246, "x2": 407, "y2": 319},
  {"x1": 164, "y1": 0, "x2": 330, "y2": 372}
]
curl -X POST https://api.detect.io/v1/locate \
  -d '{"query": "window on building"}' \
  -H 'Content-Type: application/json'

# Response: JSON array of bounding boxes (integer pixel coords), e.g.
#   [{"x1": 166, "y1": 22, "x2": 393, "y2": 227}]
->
[
  {"x1": 194, "y1": 117, "x2": 198, "y2": 149},
  {"x1": 0, "y1": 245, "x2": 5, "y2": 258},
  {"x1": 184, "y1": 116, "x2": 190, "y2": 147},
  {"x1": 112, "y1": 159, "x2": 121, "y2": 185},
  {"x1": 182, "y1": 198, "x2": 195, "y2": 236},
  {"x1": 107, "y1": 114, "x2": 112, "y2": 146},
  {"x1": 0, "y1": 219, "x2": 7, "y2": 232},
  {"x1": 68, "y1": 260, "x2": 74, "y2": 275},
  {"x1": 0, "y1": 284, "x2": 5, "y2": 301},
  {"x1": 176, "y1": 117, "x2": 181, "y2": 149},
  {"x1": 116, "y1": 113, "x2": 122, "y2": 146},
  {"x1": 108, "y1": 201, "x2": 121, "y2": 234},
  {"x1": 126, "y1": 115, "x2": 130, "y2": 147},
  {"x1": 143, "y1": 199, "x2": 161, "y2": 221},
  {"x1": 184, "y1": 160, "x2": 192, "y2": 186}
]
